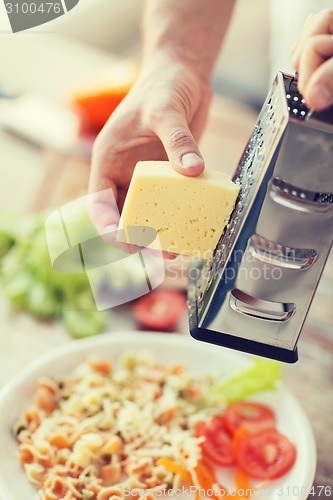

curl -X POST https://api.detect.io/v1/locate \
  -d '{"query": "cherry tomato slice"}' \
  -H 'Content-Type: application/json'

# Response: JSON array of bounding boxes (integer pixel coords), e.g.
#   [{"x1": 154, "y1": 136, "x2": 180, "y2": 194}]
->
[
  {"x1": 133, "y1": 289, "x2": 187, "y2": 331},
  {"x1": 223, "y1": 402, "x2": 276, "y2": 436},
  {"x1": 196, "y1": 417, "x2": 236, "y2": 466},
  {"x1": 235, "y1": 428, "x2": 297, "y2": 480}
]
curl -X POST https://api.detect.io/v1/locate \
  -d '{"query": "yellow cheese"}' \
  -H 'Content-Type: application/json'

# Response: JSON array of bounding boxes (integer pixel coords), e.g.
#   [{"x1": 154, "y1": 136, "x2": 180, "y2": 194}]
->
[{"x1": 119, "y1": 161, "x2": 240, "y2": 259}]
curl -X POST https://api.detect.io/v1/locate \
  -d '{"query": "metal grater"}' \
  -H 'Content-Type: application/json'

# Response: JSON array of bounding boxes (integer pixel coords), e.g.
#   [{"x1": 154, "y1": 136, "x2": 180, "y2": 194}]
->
[{"x1": 188, "y1": 72, "x2": 333, "y2": 363}]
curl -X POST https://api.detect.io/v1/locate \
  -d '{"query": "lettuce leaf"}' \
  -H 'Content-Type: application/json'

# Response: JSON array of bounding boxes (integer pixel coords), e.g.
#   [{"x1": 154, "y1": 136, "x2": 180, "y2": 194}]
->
[{"x1": 209, "y1": 359, "x2": 282, "y2": 404}]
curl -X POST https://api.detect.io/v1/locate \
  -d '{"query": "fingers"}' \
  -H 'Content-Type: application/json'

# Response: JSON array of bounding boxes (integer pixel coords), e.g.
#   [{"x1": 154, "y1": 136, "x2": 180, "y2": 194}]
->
[
  {"x1": 87, "y1": 184, "x2": 120, "y2": 238},
  {"x1": 292, "y1": 9, "x2": 333, "y2": 110},
  {"x1": 292, "y1": 9, "x2": 333, "y2": 70},
  {"x1": 152, "y1": 109, "x2": 205, "y2": 177},
  {"x1": 304, "y1": 55, "x2": 333, "y2": 109},
  {"x1": 88, "y1": 135, "x2": 121, "y2": 237},
  {"x1": 188, "y1": 83, "x2": 212, "y2": 141},
  {"x1": 298, "y1": 35, "x2": 333, "y2": 90},
  {"x1": 292, "y1": 12, "x2": 319, "y2": 70},
  {"x1": 298, "y1": 34, "x2": 333, "y2": 109}
]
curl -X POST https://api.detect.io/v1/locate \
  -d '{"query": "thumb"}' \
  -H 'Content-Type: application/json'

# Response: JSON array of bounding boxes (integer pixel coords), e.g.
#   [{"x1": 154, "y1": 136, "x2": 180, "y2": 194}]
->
[{"x1": 153, "y1": 110, "x2": 205, "y2": 176}]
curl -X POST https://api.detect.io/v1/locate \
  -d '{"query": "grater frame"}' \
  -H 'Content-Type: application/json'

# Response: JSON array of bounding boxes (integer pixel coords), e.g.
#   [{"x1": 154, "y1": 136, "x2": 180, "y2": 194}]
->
[{"x1": 188, "y1": 72, "x2": 333, "y2": 363}]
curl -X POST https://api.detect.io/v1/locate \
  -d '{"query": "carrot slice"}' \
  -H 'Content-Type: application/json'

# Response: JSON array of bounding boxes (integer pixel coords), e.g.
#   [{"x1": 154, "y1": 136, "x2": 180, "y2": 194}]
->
[
  {"x1": 223, "y1": 467, "x2": 254, "y2": 500},
  {"x1": 194, "y1": 490, "x2": 201, "y2": 500},
  {"x1": 89, "y1": 358, "x2": 111, "y2": 375},
  {"x1": 194, "y1": 460, "x2": 228, "y2": 500},
  {"x1": 156, "y1": 458, "x2": 192, "y2": 483},
  {"x1": 235, "y1": 466, "x2": 251, "y2": 490},
  {"x1": 232, "y1": 426, "x2": 247, "y2": 456},
  {"x1": 194, "y1": 460, "x2": 215, "y2": 490}
]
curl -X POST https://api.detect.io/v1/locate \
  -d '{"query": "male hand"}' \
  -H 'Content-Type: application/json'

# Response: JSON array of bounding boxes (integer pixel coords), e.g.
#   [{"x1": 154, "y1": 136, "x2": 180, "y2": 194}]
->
[{"x1": 89, "y1": 56, "x2": 211, "y2": 235}]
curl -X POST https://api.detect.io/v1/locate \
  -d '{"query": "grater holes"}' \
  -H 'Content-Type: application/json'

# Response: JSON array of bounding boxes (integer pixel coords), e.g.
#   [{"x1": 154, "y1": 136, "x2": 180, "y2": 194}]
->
[
  {"x1": 195, "y1": 79, "x2": 285, "y2": 315},
  {"x1": 285, "y1": 79, "x2": 311, "y2": 120},
  {"x1": 271, "y1": 177, "x2": 333, "y2": 212},
  {"x1": 230, "y1": 289, "x2": 296, "y2": 322},
  {"x1": 315, "y1": 192, "x2": 333, "y2": 204},
  {"x1": 249, "y1": 234, "x2": 318, "y2": 270}
]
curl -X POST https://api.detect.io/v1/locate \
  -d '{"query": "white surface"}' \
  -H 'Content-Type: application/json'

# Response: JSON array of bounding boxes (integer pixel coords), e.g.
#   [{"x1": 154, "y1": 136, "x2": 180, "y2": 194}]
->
[
  {"x1": 0, "y1": 95, "x2": 80, "y2": 153},
  {"x1": 0, "y1": 332, "x2": 316, "y2": 500}
]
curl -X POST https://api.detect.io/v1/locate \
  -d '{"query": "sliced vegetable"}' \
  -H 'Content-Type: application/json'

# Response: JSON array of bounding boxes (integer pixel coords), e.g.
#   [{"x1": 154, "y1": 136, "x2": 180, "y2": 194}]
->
[
  {"x1": 223, "y1": 402, "x2": 275, "y2": 436},
  {"x1": 61, "y1": 310, "x2": 105, "y2": 339},
  {"x1": 26, "y1": 281, "x2": 60, "y2": 318},
  {"x1": 156, "y1": 458, "x2": 191, "y2": 483},
  {"x1": 0, "y1": 212, "x2": 17, "y2": 257},
  {"x1": 0, "y1": 210, "x2": 112, "y2": 337},
  {"x1": 210, "y1": 359, "x2": 282, "y2": 404},
  {"x1": 234, "y1": 466, "x2": 251, "y2": 490},
  {"x1": 194, "y1": 460, "x2": 228, "y2": 499},
  {"x1": 72, "y1": 59, "x2": 138, "y2": 133},
  {"x1": 196, "y1": 417, "x2": 236, "y2": 467},
  {"x1": 133, "y1": 289, "x2": 187, "y2": 331},
  {"x1": 235, "y1": 428, "x2": 297, "y2": 480},
  {"x1": 194, "y1": 460, "x2": 214, "y2": 490},
  {"x1": 229, "y1": 467, "x2": 254, "y2": 500}
]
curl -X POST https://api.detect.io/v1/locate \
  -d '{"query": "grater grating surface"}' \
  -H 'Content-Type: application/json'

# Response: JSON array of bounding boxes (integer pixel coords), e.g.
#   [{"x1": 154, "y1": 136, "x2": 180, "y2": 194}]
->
[
  {"x1": 194, "y1": 74, "x2": 287, "y2": 323},
  {"x1": 286, "y1": 74, "x2": 311, "y2": 120},
  {"x1": 189, "y1": 72, "x2": 333, "y2": 363}
]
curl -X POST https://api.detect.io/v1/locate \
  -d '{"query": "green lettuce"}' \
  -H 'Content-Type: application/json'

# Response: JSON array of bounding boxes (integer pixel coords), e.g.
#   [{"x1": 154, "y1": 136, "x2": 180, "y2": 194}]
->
[
  {"x1": 209, "y1": 358, "x2": 282, "y2": 403},
  {"x1": 0, "y1": 211, "x2": 106, "y2": 337}
]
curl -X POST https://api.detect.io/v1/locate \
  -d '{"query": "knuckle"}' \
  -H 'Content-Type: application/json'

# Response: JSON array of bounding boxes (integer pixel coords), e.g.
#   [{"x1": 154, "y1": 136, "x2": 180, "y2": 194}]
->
[
  {"x1": 167, "y1": 129, "x2": 193, "y2": 149},
  {"x1": 322, "y1": 8, "x2": 333, "y2": 20},
  {"x1": 92, "y1": 133, "x2": 104, "y2": 159},
  {"x1": 318, "y1": 8, "x2": 333, "y2": 30},
  {"x1": 304, "y1": 35, "x2": 318, "y2": 51},
  {"x1": 145, "y1": 101, "x2": 176, "y2": 129},
  {"x1": 305, "y1": 12, "x2": 315, "y2": 24},
  {"x1": 315, "y1": 68, "x2": 333, "y2": 90}
]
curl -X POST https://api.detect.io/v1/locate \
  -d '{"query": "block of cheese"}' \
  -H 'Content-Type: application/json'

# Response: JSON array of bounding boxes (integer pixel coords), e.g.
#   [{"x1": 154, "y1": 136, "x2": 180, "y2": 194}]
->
[{"x1": 119, "y1": 161, "x2": 240, "y2": 259}]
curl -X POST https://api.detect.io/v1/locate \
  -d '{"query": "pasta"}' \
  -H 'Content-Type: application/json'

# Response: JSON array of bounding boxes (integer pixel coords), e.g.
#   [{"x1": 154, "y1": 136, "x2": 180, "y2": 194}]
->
[{"x1": 13, "y1": 352, "x2": 223, "y2": 500}]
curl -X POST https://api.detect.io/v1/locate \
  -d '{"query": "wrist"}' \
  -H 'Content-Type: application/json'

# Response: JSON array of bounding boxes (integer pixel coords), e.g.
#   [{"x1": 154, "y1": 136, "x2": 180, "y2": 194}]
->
[
  {"x1": 140, "y1": 48, "x2": 211, "y2": 85},
  {"x1": 141, "y1": 0, "x2": 236, "y2": 83}
]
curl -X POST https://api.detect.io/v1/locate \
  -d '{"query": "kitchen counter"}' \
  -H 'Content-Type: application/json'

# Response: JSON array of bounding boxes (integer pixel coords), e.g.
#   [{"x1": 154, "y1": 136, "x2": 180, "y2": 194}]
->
[{"x1": 0, "y1": 33, "x2": 332, "y2": 496}]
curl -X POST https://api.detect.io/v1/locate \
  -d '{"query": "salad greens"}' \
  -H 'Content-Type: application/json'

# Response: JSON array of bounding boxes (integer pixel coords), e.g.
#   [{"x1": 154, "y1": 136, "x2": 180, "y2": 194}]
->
[
  {"x1": 209, "y1": 358, "x2": 282, "y2": 403},
  {"x1": 0, "y1": 211, "x2": 107, "y2": 338}
]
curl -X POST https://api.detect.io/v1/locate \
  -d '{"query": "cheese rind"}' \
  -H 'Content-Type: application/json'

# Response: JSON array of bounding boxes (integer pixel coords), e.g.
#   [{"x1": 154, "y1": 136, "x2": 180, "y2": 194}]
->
[{"x1": 119, "y1": 161, "x2": 239, "y2": 259}]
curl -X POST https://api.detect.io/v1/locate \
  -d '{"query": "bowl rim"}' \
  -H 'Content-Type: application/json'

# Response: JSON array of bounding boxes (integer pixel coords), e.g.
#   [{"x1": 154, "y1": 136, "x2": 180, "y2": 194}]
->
[{"x1": 0, "y1": 331, "x2": 317, "y2": 500}]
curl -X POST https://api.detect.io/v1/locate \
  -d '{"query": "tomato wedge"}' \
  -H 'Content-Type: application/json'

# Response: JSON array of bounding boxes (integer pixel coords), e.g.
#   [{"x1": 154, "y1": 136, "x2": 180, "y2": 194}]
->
[
  {"x1": 132, "y1": 289, "x2": 187, "y2": 331},
  {"x1": 196, "y1": 417, "x2": 236, "y2": 466},
  {"x1": 235, "y1": 428, "x2": 297, "y2": 480},
  {"x1": 223, "y1": 402, "x2": 276, "y2": 436}
]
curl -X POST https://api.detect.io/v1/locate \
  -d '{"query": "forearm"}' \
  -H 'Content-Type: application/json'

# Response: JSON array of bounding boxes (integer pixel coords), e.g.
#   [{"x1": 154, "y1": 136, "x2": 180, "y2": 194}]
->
[{"x1": 142, "y1": 0, "x2": 236, "y2": 81}]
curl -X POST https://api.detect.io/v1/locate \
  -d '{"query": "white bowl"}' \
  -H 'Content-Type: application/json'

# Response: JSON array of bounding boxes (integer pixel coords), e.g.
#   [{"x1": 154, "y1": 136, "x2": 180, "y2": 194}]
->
[{"x1": 0, "y1": 332, "x2": 316, "y2": 500}]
